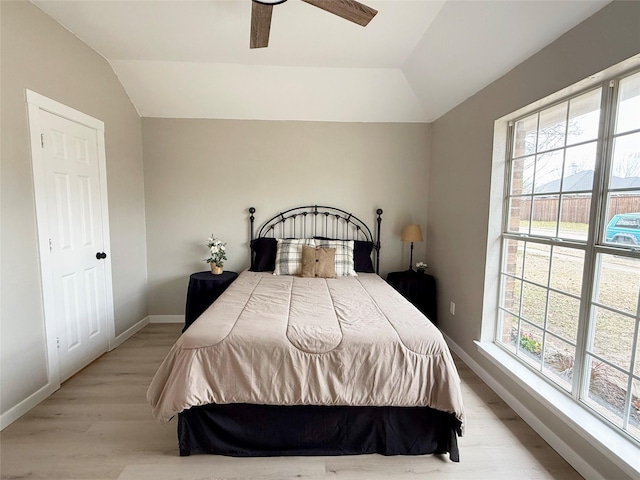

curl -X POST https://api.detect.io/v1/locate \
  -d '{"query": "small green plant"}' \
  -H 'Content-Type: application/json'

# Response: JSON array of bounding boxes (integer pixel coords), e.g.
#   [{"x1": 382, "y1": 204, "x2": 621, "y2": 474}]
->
[{"x1": 519, "y1": 332, "x2": 542, "y2": 355}]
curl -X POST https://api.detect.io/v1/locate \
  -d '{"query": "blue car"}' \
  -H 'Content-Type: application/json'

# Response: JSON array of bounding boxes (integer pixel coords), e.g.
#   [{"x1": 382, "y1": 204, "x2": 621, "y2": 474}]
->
[{"x1": 605, "y1": 213, "x2": 640, "y2": 245}]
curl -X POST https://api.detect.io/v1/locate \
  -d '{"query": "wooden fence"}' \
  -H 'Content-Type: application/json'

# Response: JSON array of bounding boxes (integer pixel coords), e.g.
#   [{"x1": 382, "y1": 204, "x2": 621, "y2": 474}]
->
[{"x1": 518, "y1": 195, "x2": 640, "y2": 223}]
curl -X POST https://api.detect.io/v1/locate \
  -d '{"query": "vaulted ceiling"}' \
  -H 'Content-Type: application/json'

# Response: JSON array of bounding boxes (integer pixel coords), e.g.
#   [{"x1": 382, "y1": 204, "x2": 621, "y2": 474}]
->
[{"x1": 32, "y1": 0, "x2": 611, "y2": 122}]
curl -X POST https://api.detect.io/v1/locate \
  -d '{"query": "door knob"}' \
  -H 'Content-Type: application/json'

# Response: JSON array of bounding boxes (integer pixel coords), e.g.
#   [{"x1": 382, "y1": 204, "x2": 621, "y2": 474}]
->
[{"x1": 96, "y1": 252, "x2": 107, "y2": 260}]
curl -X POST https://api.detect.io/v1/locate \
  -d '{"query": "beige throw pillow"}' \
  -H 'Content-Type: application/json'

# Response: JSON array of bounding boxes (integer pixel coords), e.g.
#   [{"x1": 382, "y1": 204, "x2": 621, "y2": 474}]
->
[{"x1": 301, "y1": 246, "x2": 336, "y2": 278}]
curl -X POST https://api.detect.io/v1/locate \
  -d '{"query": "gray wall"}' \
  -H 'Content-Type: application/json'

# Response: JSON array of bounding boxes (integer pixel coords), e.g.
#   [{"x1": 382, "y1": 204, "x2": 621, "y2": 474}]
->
[
  {"x1": 0, "y1": 1, "x2": 148, "y2": 415},
  {"x1": 428, "y1": 2, "x2": 640, "y2": 479},
  {"x1": 142, "y1": 118, "x2": 431, "y2": 315}
]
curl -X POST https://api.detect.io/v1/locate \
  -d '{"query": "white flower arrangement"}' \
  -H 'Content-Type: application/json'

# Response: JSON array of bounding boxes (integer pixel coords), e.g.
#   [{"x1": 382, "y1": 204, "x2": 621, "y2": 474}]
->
[
  {"x1": 416, "y1": 261, "x2": 428, "y2": 272},
  {"x1": 206, "y1": 236, "x2": 227, "y2": 267}
]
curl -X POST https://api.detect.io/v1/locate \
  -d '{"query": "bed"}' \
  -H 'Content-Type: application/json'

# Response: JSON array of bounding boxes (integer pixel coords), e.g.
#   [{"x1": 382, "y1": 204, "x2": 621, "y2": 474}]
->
[{"x1": 147, "y1": 205, "x2": 465, "y2": 461}]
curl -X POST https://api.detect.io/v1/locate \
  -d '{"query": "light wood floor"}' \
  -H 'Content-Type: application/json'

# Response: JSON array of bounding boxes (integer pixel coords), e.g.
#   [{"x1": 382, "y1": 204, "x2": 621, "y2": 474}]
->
[{"x1": 0, "y1": 323, "x2": 582, "y2": 479}]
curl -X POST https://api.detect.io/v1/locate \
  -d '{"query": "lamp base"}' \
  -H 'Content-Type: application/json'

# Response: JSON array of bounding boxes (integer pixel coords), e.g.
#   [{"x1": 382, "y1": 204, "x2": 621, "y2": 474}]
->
[{"x1": 409, "y1": 241, "x2": 414, "y2": 271}]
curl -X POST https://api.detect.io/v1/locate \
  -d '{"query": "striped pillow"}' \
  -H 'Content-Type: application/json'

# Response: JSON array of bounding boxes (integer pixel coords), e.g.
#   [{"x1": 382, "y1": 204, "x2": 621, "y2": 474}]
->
[
  {"x1": 274, "y1": 239, "x2": 316, "y2": 276},
  {"x1": 314, "y1": 239, "x2": 357, "y2": 277}
]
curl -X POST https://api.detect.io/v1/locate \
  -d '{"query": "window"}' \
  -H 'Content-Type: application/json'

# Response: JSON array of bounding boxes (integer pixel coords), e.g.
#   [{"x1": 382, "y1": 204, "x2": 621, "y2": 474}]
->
[
  {"x1": 497, "y1": 70, "x2": 640, "y2": 443},
  {"x1": 614, "y1": 215, "x2": 640, "y2": 229}
]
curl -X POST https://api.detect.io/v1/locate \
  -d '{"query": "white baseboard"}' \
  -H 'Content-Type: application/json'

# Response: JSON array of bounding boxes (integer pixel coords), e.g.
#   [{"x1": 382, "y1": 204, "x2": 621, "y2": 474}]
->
[
  {"x1": 0, "y1": 381, "x2": 59, "y2": 431},
  {"x1": 149, "y1": 314, "x2": 184, "y2": 324},
  {"x1": 110, "y1": 316, "x2": 150, "y2": 350},
  {"x1": 442, "y1": 333, "x2": 606, "y2": 480}
]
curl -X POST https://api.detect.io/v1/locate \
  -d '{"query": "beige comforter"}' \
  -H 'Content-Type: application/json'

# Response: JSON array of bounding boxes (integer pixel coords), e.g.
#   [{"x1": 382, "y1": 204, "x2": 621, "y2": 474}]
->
[{"x1": 147, "y1": 271, "x2": 465, "y2": 432}]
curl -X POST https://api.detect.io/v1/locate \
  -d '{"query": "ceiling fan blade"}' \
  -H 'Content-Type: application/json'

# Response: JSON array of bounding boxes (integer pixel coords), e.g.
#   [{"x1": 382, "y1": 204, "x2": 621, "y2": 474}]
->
[
  {"x1": 250, "y1": 1, "x2": 273, "y2": 49},
  {"x1": 301, "y1": 0, "x2": 377, "y2": 27}
]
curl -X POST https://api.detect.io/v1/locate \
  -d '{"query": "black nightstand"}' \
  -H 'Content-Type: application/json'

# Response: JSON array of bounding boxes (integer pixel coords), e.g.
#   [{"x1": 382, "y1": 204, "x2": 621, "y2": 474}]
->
[
  {"x1": 184, "y1": 271, "x2": 238, "y2": 332},
  {"x1": 386, "y1": 270, "x2": 437, "y2": 325}
]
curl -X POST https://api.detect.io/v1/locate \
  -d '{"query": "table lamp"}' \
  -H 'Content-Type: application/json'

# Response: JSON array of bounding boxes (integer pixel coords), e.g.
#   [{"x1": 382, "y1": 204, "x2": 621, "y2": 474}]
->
[{"x1": 401, "y1": 224, "x2": 423, "y2": 271}]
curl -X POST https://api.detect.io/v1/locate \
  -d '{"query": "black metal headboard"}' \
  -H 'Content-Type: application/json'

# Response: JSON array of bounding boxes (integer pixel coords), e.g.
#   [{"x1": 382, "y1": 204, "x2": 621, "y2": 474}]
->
[{"x1": 249, "y1": 205, "x2": 383, "y2": 274}]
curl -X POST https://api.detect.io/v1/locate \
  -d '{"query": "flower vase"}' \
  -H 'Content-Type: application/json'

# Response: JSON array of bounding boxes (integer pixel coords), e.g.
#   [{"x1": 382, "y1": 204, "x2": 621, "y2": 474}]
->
[{"x1": 210, "y1": 264, "x2": 223, "y2": 275}]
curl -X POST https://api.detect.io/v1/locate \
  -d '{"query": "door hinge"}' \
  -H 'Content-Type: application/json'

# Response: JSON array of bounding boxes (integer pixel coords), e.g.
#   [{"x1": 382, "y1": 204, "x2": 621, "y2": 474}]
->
[
  {"x1": 41, "y1": 133, "x2": 44, "y2": 148},
  {"x1": 49, "y1": 238, "x2": 53, "y2": 252},
  {"x1": 56, "y1": 337, "x2": 60, "y2": 349}
]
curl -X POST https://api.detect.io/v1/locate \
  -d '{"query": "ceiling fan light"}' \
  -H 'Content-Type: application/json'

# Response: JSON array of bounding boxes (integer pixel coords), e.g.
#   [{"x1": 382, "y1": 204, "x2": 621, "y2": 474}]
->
[{"x1": 252, "y1": 0, "x2": 288, "y2": 5}]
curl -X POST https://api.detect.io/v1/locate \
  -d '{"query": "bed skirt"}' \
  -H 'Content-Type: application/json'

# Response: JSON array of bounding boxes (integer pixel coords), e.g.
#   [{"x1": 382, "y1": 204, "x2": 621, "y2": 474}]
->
[{"x1": 178, "y1": 403, "x2": 461, "y2": 462}]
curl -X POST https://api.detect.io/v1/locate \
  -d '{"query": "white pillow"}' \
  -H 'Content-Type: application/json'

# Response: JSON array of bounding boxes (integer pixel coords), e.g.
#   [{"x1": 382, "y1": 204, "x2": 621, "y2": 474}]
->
[
  {"x1": 273, "y1": 239, "x2": 316, "y2": 276},
  {"x1": 314, "y1": 239, "x2": 357, "y2": 277}
]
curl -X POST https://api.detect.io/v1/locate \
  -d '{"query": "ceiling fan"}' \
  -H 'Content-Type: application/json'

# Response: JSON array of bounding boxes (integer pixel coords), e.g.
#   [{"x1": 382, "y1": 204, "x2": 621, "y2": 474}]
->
[{"x1": 250, "y1": 0, "x2": 378, "y2": 49}]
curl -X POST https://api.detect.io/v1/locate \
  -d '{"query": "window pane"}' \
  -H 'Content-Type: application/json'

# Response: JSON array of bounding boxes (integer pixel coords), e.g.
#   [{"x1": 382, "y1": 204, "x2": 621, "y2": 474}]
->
[
  {"x1": 636, "y1": 331, "x2": 640, "y2": 377},
  {"x1": 559, "y1": 194, "x2": 590, "y2": 241},
  {"x1": 522, "y1": 282, "x2": 547, "y2": 327},
  {"x1": 550, "y1": 246, "x2": 584, "y2": 297},
  {"x1": 500, "y1": 275, "x2": 522, "y2": 315},
  {"x1": 531, "y1": 195, "x2": 559, "y2": 237},
  {"x1": 594, "y1": 254, "x2": 640, "y2": 316},
  {"x1": 547, "y1": 291, "x2": 580, "y2": 343},
  {"x1": 510, "y1": 156, "x2": 535, "y2": 195},
  {"x1": 585, "y1": 356, "x2": 627, "y2": 428},
  {"x1": 537, "y1": 103, "x2": 567, "y2": 153},
  {"x1": 629, "y1": 378, "x2": 640, "y2": 442},
  {"x1": 507, "y1": 196, "x2": 531, "y2": 234},
  {"x1": 616, "y1": 70, "x2": 640, "y2": 135},
  {"x1": 523, "y1": 243, "x2": 550, "y2": 286},
  {"x1": 610, "y1": 132, "x2": 640, "y2": 189},
  {"x1": 533, "y1": 151, "x2": 564, "y2": 193},
  {"x1": 543, "y1": 334, "x2": 575, "y2": 392},
  {"x1": 502, "y1": 240, "x2": 526, "y2": 278},
  {"x1": 567, "y1": 89, "x2": 602, "y2": 145},
  {"x1": 604, "y1": 192, "x2": 640, "y2": 246},
  {"x1": 518, "y1": 322, "x2": 543, "y2": 369},
  {"x1": 514, "y1": 114, "x2": 538, "y2": 157},
  {"x1": 498, "y1": 310, "x2": 518, "y2": 352},
  {"x1": 562, "y1": 143, "x2": 597, "y2": 192},
  {"x1": 590, "y1": 306, "x2": 635, "y2": 371},
  {"x1": 502, "y1": 239, "x2": 524, "y2": 278}
]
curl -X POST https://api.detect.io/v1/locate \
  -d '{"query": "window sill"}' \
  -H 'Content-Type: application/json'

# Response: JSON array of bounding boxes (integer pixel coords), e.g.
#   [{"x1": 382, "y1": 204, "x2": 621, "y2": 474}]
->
[{"x1": 475, "y1": 341, "x2": 640, "y2": 479}]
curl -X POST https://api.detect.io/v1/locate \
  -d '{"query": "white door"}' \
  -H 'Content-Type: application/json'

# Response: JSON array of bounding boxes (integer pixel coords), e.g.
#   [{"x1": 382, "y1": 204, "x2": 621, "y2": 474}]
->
[{"x1": 40, "y1": 110, "x2": 109, "y2": 382}]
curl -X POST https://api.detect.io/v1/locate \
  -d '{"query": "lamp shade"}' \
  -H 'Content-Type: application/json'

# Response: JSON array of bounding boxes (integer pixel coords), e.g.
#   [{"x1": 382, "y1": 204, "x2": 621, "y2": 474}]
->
[{"x1": 401, "y1": 224, "x2": 423, "y2": 243}]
